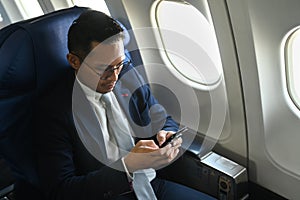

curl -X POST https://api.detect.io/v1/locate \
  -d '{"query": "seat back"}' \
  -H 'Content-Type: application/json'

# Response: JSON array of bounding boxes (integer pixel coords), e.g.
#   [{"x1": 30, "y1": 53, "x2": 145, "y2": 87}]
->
[{"x1": 0, "y1": 6, "x2": 88, "y2": 192}]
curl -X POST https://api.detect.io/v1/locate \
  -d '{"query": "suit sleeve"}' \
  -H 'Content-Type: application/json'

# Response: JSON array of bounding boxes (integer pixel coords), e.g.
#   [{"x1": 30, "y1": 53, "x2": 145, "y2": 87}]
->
[
  {"x1": 128, "y1": 67, "x2": 179, "y2": 133},
  {"x1": 142, "y1": 83, "x2": 179, "y2": 132},
  {"x1": 35, "y1": 111, "x2": 131, "y2": 200},
  {"x1": 119, "y1": 64, "x2": 179, "y2": 134}
]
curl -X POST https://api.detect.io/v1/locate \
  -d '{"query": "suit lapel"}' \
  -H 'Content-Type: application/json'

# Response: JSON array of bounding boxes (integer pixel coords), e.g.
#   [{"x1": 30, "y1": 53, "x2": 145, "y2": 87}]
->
[
  {"x1": 114, "y1": 79, "x2": 152, "y2": 139},
  {"x1": 72, "y1": 81, "x2": 108, "y2": 162}
]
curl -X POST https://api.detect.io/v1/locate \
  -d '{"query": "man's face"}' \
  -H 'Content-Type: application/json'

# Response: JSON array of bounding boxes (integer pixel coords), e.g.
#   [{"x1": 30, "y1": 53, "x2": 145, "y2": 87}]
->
[{"x1": 76, "y1": 40, "x2": 125, "y2": 93}]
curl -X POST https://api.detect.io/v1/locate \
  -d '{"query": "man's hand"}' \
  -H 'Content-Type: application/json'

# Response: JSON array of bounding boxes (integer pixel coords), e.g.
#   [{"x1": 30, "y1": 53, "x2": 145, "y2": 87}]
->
[
  {"x1": 156, "y1": 130, "x2": 177, "y2": 147},
  {"x1": 130, "y1": 140, "x2": 159, "y2": 153},
  {"x1": 124, "y1": 138, "x2": 182, "y2": 172}
]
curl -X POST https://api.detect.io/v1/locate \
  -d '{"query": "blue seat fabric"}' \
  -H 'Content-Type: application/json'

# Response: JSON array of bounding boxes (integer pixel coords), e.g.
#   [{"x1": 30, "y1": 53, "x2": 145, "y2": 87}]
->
[{"x1": 0, "y1": 6, "x2": 89, "y2": 198}]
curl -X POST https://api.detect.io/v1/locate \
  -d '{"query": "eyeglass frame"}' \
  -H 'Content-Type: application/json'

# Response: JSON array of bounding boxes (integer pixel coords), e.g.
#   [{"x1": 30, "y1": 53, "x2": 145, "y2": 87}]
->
[{"x1": 70, "y1": 52, "x2": 131, "y2": 80}]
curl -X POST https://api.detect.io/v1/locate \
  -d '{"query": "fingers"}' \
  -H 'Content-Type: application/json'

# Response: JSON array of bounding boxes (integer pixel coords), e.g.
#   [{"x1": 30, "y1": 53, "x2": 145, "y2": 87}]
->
[
  {"x1": 170, "y1": 137, "x2": 182, "y2": 147},
  {"x1": 157, "y1": 130, "x2": 175, "y2": 146},
  {"x1": 168, "y1": 147, "x2": 180, "y2": 161},
  {"x1": 133, "y1": 147, "x2": 158, "y2": 153},
  {"x1": 156, "y1": 130, "x2": 167, "y2": 146},
  {"x1": 154, "y1": 140, "x2": 181, "y2": 162},
  {"x1": 131, "y1": 140, "x2": 159, "y2": 153},
  {"x1": 136, "y1": 140, "x2": 159, "y2": 149},
  {"x1": 126, "y1": 139, "x2": 182, "y2": 171},
  {"x1": 150, "y1": 145, "x2": 180, "y2": 170}
]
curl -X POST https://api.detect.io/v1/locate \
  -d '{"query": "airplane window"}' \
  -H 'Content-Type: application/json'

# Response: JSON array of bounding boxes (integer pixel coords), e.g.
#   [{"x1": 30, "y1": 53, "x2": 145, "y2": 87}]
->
[
  {"x1": 0, "y1": 0, "x2": 43, "y2": 24},
  {"x1": 14, "y1": 0, "x2": 44, "y2": 19},
  {"x1": 154, "y1": 0, "x2": 223, "y2": 88},
  {"x1": 0, "y1": 2, "x2": 11, "y2": 29},
  {"x1": 49, "y1": 0, "x2": 72, "y2": 10},
  {"x1": 286, "y1": 28, "x2": 300, "y2": 109},
  {"x1": 48, "y1": 0, "x2": 109, "y2": 15},
  {"x1": 0, "y1": 12, "x2": 4, "y2": 28},
  {"x1": 0, "y1": 0, "x2": 109, "y2": 28},
  {"x1": 69, "y1": 0, "x2": 110, "y2": 15}
]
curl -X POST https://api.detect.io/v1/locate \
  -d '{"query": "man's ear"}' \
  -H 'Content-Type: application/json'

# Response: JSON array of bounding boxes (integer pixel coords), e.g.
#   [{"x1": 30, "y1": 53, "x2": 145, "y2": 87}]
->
[{"x1": 67, "y1": 53, "x2": 81, "y2": 70}]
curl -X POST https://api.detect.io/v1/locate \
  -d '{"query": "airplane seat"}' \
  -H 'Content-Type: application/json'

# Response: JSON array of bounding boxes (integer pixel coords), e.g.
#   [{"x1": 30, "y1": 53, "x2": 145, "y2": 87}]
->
[{"x1": 0, "y1": 6, "x2": 89, "y2": 199}]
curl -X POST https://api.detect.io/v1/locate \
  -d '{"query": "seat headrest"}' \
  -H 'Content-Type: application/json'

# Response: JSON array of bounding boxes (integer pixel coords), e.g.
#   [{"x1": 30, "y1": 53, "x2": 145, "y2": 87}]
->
[
  {"x1": 117, "y1": 20, "x2": 130, "y2": 47},
  {"x1": 0, "y1": 6, "x2": 90, "y2": 93}
]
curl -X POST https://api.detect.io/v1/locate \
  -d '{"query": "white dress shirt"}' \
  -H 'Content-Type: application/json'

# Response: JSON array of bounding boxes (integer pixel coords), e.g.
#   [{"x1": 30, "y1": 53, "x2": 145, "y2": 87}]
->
[{"x1": 77, "y1": 78, "x2": 156, "y2": 182}]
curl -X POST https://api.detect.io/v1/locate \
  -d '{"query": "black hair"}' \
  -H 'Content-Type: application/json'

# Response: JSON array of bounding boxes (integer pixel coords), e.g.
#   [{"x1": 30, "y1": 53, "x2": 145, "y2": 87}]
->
[{"x1": 67, "y1": 10, "x2": 124, "y2": 59}]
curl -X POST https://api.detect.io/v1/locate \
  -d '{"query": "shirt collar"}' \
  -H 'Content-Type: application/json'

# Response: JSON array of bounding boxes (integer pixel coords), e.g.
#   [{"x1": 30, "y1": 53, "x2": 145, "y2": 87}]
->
[{"x1": 76, "y1": 76, "x2": 102, "y2": 102}]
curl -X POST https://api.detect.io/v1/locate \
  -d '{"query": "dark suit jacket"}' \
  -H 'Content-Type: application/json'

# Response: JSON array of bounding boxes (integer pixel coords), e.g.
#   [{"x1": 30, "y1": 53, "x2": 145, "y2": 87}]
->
[{"x1": 35, "y1": 64, "x2": 178, "y2": 200}]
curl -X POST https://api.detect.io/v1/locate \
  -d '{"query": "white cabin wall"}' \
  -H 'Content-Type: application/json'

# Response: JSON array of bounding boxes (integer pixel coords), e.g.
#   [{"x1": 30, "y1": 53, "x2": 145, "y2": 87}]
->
[{"x1": 227, "y1": 0, "x2": 300, "y2": 199}]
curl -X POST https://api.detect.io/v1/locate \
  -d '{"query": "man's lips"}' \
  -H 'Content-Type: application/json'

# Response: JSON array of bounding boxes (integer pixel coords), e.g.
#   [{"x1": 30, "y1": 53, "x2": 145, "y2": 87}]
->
[{"x1": 106, "y1": 82, "x2": 116, "y2": 88}]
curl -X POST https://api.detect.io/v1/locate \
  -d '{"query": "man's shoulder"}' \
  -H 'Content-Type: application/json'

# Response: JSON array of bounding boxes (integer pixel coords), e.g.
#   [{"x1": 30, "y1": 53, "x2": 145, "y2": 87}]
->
[{"x1": 38, "y1": 69, "x2": 75, "y2": 112}]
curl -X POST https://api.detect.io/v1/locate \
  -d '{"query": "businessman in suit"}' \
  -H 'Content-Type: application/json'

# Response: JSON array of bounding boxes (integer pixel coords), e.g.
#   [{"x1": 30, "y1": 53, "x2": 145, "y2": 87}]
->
[{"x1": 36, "y1": 10, "x2": 215, "y2": 200}]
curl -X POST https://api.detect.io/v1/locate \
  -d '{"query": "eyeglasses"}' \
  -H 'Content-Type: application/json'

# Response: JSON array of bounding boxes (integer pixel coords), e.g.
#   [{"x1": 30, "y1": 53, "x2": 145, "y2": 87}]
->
[
  {"x1": 99, "y1": 60, "x2": 131, "y2": 80},
  {"x1": 71, "y1": 52, "x2": 131, "y2": 80}
]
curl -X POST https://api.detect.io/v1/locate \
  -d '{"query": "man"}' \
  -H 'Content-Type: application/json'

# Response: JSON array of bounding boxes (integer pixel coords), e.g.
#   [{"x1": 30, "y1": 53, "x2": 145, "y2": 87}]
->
[{"x1": 36, "y1": 10, "x2": 215, "y2": 200}]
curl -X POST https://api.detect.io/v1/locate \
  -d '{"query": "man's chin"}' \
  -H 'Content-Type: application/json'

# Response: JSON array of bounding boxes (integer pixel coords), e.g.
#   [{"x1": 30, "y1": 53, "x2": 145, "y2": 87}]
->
[{"x1": 97, "y1": 87, "x2": 115, "y2": 94}]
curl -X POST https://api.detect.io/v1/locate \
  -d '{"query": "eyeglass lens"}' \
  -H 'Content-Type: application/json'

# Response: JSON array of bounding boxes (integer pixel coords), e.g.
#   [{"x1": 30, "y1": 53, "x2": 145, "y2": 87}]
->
[{"x1": 100, "y1": 61, "x2": 130, "y2": 79}]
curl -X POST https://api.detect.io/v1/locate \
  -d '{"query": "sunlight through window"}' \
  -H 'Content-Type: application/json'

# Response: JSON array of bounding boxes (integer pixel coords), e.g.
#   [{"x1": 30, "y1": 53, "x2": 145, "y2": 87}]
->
[
  {"x1": 154, "y1": 0, "x2": 223, "y2": 87},
  {"x1": 15, "y1": 0, "x2": 43, "y2": 19},
  {"x1": 70, "y1": 0, "x2": 110, "y2": 16}
]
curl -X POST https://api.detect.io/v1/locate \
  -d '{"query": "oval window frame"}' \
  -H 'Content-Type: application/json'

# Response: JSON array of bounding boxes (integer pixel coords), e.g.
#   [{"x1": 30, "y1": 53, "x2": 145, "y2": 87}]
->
[
  {"x1": 285, "y1": 27, "x2": 300, "y2": 110},
  {"x1": 152, "y1": 0, "x2": 223, "y2": 89}
]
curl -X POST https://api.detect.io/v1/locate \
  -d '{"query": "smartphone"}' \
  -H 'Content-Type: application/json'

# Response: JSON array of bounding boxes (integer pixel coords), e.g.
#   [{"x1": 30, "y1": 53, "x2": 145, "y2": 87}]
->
[{"x1": 160, "y1": 126, "x2": 188, "y2": 148}]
